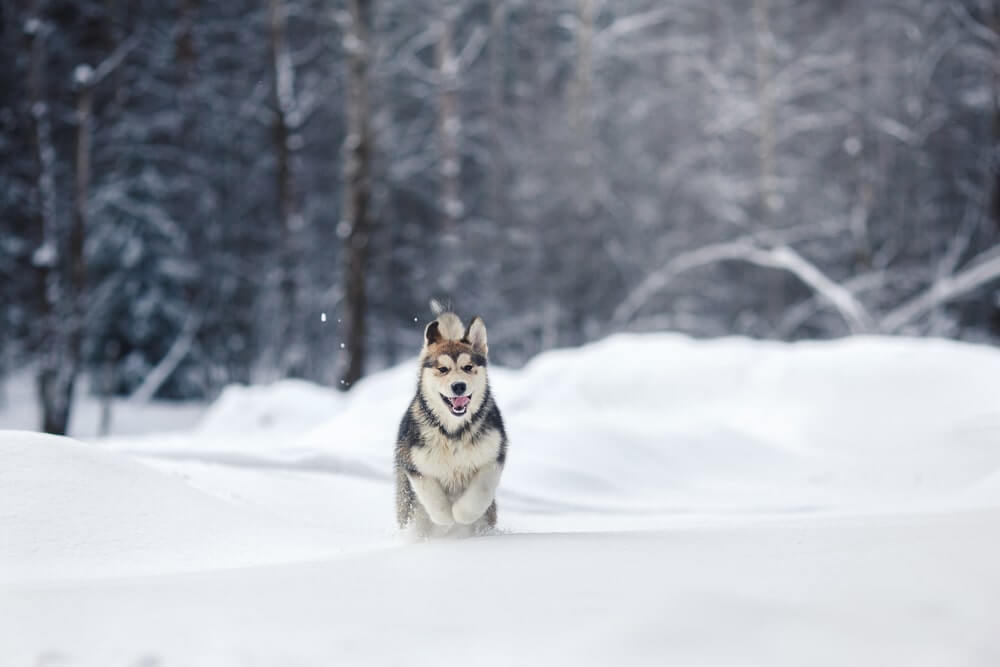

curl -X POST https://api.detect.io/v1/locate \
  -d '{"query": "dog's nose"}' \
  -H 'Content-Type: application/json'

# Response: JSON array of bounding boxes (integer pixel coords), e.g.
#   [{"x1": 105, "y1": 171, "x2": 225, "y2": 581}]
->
[{"x1": 451, "y1": 382, "x2": 467, "y2": 396}]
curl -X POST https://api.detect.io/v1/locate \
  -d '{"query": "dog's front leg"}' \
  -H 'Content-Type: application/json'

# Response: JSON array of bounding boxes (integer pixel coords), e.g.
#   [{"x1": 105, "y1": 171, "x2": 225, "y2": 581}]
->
[
  {"x1": 407, "y1": 472, "x2": 454, "y2": 527},
  {"x1": 452, "y1": 462, "x2": 502, "y2": 525}
]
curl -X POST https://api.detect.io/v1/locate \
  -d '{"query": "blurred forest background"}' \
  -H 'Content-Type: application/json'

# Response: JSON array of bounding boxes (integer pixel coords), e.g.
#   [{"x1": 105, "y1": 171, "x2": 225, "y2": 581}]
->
[{"x1": 1, "y1": 0, "x2": 999, "y2": 434}]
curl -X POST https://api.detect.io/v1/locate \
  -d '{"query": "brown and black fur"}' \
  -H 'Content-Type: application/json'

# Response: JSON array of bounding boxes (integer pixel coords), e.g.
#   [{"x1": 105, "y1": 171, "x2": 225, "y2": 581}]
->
[
  {"x1": 394, "y1": 312, "x2": 507, "y2": 535},
  {"x1": 395, "y1": 394, "x2": 507, "y2": 528}
]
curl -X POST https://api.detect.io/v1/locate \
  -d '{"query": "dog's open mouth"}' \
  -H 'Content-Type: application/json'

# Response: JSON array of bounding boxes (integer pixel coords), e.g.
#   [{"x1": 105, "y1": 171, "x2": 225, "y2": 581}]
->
[{"x1": 441, "y1": 394, "x2": 471, "y2": 416}]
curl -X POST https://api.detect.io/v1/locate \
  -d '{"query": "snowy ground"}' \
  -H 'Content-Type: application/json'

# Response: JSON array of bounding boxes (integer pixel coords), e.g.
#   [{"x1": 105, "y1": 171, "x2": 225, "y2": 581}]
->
[{"x1": 2, "y1": 334, "x2": 1000, "y2": 666}]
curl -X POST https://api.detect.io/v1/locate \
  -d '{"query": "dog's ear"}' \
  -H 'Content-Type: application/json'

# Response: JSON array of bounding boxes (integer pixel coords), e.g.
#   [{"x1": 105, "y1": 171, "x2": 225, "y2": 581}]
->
[
  {"x1": 424, "y1": 320, "x2": 442, "y2": 347},
  {"x1": 464, "y1": 316, "x2": 488, "y2": 357}
]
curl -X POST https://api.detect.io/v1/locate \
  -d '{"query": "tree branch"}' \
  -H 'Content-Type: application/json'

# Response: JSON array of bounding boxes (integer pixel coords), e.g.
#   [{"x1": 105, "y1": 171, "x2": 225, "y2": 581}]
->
[
  {"x1": 613, "y1": 240, "x2": 875, "y2": 333},
  {"x1": 128, "y1": 312, "x2": 201, "y2": 402},
  {"x1": 881, "y1": 251, "x2": 1000, "y2": 333}
]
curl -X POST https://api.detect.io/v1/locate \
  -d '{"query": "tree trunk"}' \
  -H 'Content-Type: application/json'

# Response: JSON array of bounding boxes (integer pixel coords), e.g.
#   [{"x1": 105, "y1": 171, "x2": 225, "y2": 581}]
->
[
  {"x1": 488, "y1": 0, "x2": 507, "y2": 226},
  {"x1": 98, "y1": 340, "x2": 118, "y2": 437},
  {"x1": 848, "y1": 13, "x2": 872, "y2": 269},
  {"x1": 571, "y1": 0, "x2": 595, "y2": 186},
  {"x1": 61, "y1": 64, "x2": 92, "y2": 429},
  {"x1": 752, "y1": 0, "x2": 786, "y2": 326},
  {"x1": 269, "y1": 0, "x2": 305, "y2": 377},
  {"x1": 72, "y1": 64, "x2": 92, "y2": 328},
  {"x1": 340, "y1": 0, "x2": 374, "y2": 390},
  {"x1": 987, "y1": 0, "x2": 999, "y2": 337},
  {"x1": 437, "y1": 1, "x2": 462, "y2": 238},
  {"x1": 991, "y1": 1, "x2": 999, "y2": 231},
  {"x1": 26, "y1": 12, "x2": 77, "y2": 435},
  {"x1": 156, "y1": 0, "x2": 206, "y2": 396},
  {"x1": 565, "y1": 0, "x2": 597, "y2": 344}
]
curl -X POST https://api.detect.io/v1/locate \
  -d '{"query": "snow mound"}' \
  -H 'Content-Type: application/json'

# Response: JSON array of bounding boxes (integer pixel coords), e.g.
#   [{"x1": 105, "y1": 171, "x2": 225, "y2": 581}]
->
[
  {"x1": 0, "y1": 431, "x2": 340, "y2": 583},
  {"x1": 197, "y1": 379, "x2": 342, "y2": 435},
  {"x1": 5, "y1": 334, "x2": 1000, "y2": 584},
  {"x1": 4, "y1": 511, "x2": 1000, "y2": 667},
  {"x1": 3, "y1": 335, "x2": 1000, "y2": 665},
  {"x1": 297, "y1": 334, "x2": 1000, "y2": 512}
]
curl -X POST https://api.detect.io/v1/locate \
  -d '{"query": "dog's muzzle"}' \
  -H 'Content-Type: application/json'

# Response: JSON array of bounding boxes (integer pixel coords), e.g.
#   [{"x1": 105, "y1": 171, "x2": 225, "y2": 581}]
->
[{"x1": 442, "y1": 394, "x2": 471, "y2": 416}]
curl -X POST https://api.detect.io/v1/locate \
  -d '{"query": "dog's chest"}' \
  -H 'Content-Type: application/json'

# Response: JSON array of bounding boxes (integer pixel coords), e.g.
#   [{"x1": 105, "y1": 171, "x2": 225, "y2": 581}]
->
[{"x1": 412, "y1": 428, "x2": 501, "y2": 494}]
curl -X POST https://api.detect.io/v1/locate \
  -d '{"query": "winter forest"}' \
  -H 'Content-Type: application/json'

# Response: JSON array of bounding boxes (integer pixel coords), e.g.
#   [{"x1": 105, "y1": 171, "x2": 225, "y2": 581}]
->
[
  {"x1": 1, "y1": 0, "x2": 999, "y2": 434},
  {"x1": 5, "y1": 3, "x2": 1000, "y2": 662}
]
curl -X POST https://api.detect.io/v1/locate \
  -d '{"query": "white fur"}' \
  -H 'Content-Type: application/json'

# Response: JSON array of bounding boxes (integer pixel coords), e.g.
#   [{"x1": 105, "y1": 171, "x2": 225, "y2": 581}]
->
[
  {"x1": 407, "y1": 472, "x2": 454, "y2": 527},
  {"x1": 409, "y1": 416, "x2": 503, "y2": 496},
  {"x1": 432, "y1": 312, "x2": 465, "y2": 342},
  {"x1": 452, "y1": 461, "x2": 502, "y2": 524},
  {"x1": 404, "y1": 312, "x2": 504, "y2": 534},
  {"x1": 466, "y1": 316, "x2": 488, "y2": 356}
]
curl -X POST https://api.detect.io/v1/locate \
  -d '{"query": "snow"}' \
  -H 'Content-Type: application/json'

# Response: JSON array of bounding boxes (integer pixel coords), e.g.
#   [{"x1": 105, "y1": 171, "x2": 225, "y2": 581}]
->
[
  {"x1": 0, "y1": 432, "x2": 346, "y2": 583},
  {"x1": 1, "y1": 334, "x2": 1000, "y2": 665},
  {"x1": 0, "y1": 371, "x2": 205, "y2": 438},
  {"x1": 73, "y1": 64, "x2": 94, "y2": 86},
  {"x1": 30, "y1": 240, "x2": 57, "y2": 268},
  {"x1": 196, "y1": 379, "x2": 343, "y2": 436}
]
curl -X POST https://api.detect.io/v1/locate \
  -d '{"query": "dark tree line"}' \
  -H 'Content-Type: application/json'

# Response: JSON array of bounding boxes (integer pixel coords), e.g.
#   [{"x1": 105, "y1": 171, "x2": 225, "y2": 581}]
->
[{"x1": 0, "y1": 0, "x2": 998, "y2": 434}]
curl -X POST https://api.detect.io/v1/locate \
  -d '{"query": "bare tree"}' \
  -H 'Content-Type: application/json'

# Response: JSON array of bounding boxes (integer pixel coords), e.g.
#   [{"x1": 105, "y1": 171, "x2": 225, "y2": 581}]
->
[
  {"x1": 487, "y1": 0, "x2": 507, "y2": 225},
  {"x1": 882, "y1": 248, "x2": 1000, "y2": 334},
  {"x1": 752, "y1": 0, "x2": 788, "y2": 321},
  {"x1": 612, "y1": 237, "x2": 875, "y2": 334},
  {"x1": 989, "y1": 1, "x2": 999, "y2": 231},
  {"x1": 25, "y1": 8, "x2": 72, "y2": 434},
  {"x1": 437, "y1": 1, "x2": 462, "y2": 239},
  {"x1": 269, "y1": 0, "x2": 306, "y2": 377},
  {"x1": 571, "y1": 0, "x2": 596, "y2": 197},
  {"x1": 2, "y1": 0, "x2": 998, "y2": 396},
  {"x1": 339, "y1": 0, "x2": 374, "y2": 389}
]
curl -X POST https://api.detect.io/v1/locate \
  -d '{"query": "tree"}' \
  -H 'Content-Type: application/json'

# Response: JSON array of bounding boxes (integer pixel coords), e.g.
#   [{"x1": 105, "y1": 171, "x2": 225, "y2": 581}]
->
[
  {"x1": 25, "y1": 7, "x2": 73, "y2": 433},
  {"x1": 1, "y1": 0, "x2": 997, "y2": 406},
  {"x1": 339, "y1": 0, "x2": 375, "y2": 389},
  {"x1": 269, "y1": 0, "x2": 307, "y2": 377}
]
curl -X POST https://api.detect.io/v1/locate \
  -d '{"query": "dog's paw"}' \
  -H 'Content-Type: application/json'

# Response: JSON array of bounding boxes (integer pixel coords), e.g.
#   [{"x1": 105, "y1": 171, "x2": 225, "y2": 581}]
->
[
  {"x1": 452, "y1": 499, "x2": 486, "y2": 525},
  {"x1": 426, "y1": 505, "x2": 455, "y2": 527}
]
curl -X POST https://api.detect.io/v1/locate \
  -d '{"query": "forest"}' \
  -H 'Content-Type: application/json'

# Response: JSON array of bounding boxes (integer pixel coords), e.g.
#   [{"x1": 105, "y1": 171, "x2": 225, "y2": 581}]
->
[{"x1": 1, "y1": 0, "x2": 998, "y2": 434}]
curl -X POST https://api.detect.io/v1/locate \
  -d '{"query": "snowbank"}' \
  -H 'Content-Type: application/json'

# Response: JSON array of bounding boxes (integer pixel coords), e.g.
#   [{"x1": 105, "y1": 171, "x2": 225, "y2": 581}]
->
[
  {"x1": 298, "y1": 334, "x2": 1000, "y2": 513},
  {"x1": 0, "y1": 431, "x2": 345, "y2": 582},
  {"x1": 3, "y1": 334, "x2": 999, "y2": 581},
  {"x1": 1, "y1": 334, "x2": 999, "y2": 665},
  {"x1": 196, "y1": 378, "x2": 343, "y2": 435},
  {"x1": 3, "y1": 510, "x2": 999, "y2": 667}
]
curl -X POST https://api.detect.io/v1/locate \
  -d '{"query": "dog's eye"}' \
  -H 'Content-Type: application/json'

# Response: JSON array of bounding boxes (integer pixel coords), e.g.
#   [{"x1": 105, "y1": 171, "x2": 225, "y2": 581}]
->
[
  {"x1": 462, "y1": 365, "x2": 474, "y2": 373},
  {"x1": 437, "y1": 366, "x2": 449, "y2": 374}
]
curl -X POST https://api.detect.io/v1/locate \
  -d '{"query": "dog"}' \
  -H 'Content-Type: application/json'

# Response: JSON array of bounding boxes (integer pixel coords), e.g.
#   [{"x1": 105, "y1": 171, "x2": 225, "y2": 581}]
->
[{"x1": 395, "y1": 312, "x2": 507, "y2": 537}]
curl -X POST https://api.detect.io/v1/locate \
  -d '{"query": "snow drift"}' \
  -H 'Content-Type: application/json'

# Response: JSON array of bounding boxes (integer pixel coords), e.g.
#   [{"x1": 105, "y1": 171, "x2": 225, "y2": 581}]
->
[
  {"x1": 0, "y1": 431, "x2": 345, "y2": 582},
  {"x1": 295, "y1": 334, "x2": 1000, "y2": 513},
  {"x1": 1, "y1": 334, "x2": 999, "y2": 666}
]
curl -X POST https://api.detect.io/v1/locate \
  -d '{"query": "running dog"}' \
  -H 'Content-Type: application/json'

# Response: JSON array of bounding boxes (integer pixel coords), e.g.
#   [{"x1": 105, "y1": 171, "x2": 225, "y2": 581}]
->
[{"x1": 395, "y1": 312, "x2": 507, "y2": 537}]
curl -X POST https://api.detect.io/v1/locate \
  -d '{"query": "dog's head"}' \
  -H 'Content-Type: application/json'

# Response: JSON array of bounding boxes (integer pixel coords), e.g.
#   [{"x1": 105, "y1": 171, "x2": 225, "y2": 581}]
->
[{"x1": 419, "y1": 312, "x2": 489, "y2": 423}]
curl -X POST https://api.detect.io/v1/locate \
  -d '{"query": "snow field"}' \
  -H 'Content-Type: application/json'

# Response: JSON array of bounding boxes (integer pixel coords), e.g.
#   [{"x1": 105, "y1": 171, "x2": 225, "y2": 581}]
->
[{"x1": 2, "y1": 333, "x2": 999, "y2": 665}]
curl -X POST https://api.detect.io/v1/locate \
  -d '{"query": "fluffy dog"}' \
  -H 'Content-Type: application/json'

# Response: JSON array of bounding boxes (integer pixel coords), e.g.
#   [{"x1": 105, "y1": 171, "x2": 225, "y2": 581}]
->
[{"x1": 395, "y1": 312, "x2": 507, "y2": 537}]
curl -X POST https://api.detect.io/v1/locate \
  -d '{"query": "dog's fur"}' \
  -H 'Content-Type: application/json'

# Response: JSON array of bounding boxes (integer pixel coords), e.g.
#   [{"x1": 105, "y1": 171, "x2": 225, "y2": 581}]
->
[{"x1": 395, "y1": 312, "x2": 507, "y2": 537}]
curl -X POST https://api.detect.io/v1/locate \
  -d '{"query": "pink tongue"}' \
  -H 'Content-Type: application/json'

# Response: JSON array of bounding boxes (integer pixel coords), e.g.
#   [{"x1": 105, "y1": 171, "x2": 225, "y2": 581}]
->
[{"x1": 452, "y1": 395, "x2": 470, "y2": 409}]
